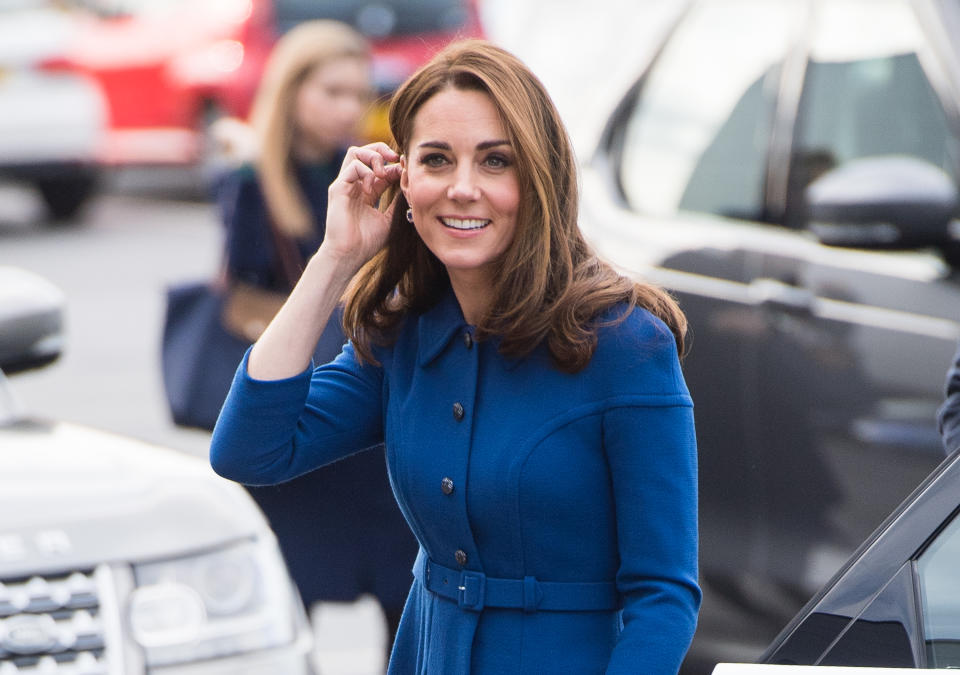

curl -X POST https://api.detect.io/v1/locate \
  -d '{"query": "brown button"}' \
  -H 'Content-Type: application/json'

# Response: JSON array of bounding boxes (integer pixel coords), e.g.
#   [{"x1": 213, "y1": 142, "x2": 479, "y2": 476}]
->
[
  {"x1": 441, "y1": 477, "x2": 454, "y2": 495},
  {"x1": 463, "y1": 332, "x2": 473, "y2": 349},
  {"x1": 453, "y1": 402, "x2": 465, "y2": 421},
  {"x1": 454, "y1": 549, "x2": 468, "y2": 566}
]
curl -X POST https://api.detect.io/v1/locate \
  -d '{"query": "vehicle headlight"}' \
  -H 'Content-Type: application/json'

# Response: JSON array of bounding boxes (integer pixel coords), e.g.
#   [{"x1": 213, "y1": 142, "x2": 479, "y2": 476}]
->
[{"x1": 128, "y1": 538, "x2": 297, "y2": 666}]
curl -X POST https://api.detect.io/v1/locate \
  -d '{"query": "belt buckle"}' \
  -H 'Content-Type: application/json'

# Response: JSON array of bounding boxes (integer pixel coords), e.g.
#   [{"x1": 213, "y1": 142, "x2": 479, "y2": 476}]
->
[{"x1": 457, "y1": 571, "x2": 486, "y2": 612}]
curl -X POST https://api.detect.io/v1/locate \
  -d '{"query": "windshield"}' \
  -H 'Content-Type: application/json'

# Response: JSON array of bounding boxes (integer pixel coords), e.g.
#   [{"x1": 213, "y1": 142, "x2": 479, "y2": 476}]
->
[
  {"x1": 68, "y1": 0, "x2": 473, "y2": 37},
  {"x1": 273, "y1": 0, "x2": 471, "y2": 37}
]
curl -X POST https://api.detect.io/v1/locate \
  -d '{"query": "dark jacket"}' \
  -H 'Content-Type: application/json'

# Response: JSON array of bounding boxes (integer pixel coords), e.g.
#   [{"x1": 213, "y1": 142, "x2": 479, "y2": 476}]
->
[
  {"x1": 214, "y1": 158, "x2": 416, "y2": 610},
  {"x1": 939, "y1": 341, "x2": 960, "y2": 455},
  {"x1": 216, "y1": 161, "x2": 338, "y2": 291},
  {"x1": 211, "y1": 289, "x2": 701, "y2": 673}
]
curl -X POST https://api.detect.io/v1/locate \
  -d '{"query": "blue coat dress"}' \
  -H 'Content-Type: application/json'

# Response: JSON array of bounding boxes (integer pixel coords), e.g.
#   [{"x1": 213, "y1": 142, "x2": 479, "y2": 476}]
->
[{"x1": 210, "y1": 288, "x2": 701, "y2": 674}]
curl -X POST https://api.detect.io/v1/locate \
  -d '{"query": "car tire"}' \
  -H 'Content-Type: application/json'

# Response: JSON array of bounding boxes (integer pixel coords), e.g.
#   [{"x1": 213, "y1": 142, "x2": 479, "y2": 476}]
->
[{"x1": 34, "y1": 172, "x2": 100, "y2": 222}]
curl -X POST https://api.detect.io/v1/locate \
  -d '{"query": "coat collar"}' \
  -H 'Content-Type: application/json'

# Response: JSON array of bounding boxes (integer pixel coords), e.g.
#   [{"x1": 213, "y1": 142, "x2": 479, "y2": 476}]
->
[
  {"x1": 417, "y1": 288, "x2": 469, "y2": 367},
  {"x1": 415, "y1": 287, "x2": 525, "y2": 371}
]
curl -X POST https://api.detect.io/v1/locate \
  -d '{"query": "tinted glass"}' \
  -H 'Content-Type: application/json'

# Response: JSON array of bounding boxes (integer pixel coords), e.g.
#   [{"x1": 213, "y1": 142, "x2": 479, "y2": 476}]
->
[
  {"x1": 617, "y1": 0, "x2": 805, "y2": 220},
  {"x1": 77, "y1": 0, "x2": 471, "y2": 33},
  {"x1": 817, "y1": 564, "x2": 918, "y2": 667},
  {"x1": 792, "y1": 0, "x2": 959, "y2": 218},
  {"x1": 918, "y1": 509, "x2": 960, "y2": 667},
  {"x1": 273, "y1": 0, "x2": 470, "y2": 37}
]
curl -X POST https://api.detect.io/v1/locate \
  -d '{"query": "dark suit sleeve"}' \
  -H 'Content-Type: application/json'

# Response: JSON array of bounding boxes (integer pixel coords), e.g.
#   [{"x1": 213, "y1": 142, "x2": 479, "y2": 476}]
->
[
  {"x1": 215, "y1": 167, "x2": 276, "y2": 288},
  {"x1": 938, "y1": 341, "x2": 960, "y2": 456}
]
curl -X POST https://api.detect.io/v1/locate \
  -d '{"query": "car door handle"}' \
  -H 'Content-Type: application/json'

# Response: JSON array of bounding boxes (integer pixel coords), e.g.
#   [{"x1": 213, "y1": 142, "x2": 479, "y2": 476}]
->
[
  {"x1": 851, "y1": 416, "x2": 947, "y2": 454},
  {"x1": 748, "y1": 278, "x2": 815, "y2": 314}
]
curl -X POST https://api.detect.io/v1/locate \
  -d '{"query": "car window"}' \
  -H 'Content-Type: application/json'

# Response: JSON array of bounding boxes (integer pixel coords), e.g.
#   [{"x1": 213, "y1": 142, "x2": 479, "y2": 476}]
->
[
  {"x1": 273, "y1": 0, "x2": 471, "y2": 37},
  {"x1": 790, "y1": 0, "x2": 959, "y2": 222},
  {"x1": 70, "y1": 0, "x2": 236, "y2": 18},
  {"x1": 917, "y1": 508, "x2": 960, "y2": 668},
  {"x1": 71, "y1": 0, "x2": 472, "y2": 35},
  {"x1": 617, "y1": 0, "x2": 806, "y2": 220}
]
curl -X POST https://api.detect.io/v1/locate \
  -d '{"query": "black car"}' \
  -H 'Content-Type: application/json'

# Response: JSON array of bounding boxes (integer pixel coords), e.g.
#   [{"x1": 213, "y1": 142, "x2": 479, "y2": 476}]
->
[
  {"x1": 761, "y1": 447, "x2": 960, "y2": 669},
  {"x1": 574, "y1": 0, "x2": 960, "y2": 671}
]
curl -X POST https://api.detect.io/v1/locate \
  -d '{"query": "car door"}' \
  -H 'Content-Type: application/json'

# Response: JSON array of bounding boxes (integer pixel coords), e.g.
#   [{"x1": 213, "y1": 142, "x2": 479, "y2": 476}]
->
[
  {"x1": 761, "y1": 448, "x2": 960, "y2": 668},
  {"x1": 577, "y1": 0, "x2": 817, "y2": 661},
  {"x1": 747, "y1": 0, "x2": 960, "y2": 613}
]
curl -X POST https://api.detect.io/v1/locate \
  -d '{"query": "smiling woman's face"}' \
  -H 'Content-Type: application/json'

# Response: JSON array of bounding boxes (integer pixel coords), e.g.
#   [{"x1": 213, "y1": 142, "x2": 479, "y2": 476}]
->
[{"x1": 400, "y1": 86, "x2": 520, "y2": 290}]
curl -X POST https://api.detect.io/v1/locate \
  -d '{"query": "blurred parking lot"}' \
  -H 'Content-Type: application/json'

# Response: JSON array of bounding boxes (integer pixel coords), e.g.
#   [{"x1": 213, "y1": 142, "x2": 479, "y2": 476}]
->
[{"x1": 9, "y1": 1, "x2": 960, "y2": 673}]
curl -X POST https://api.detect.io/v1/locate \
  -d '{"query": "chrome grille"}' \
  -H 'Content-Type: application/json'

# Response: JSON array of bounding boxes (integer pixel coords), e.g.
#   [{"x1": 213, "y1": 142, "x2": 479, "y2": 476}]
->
[{"x1": 0, "y1": 571, "x2": 108, "y2": 674}]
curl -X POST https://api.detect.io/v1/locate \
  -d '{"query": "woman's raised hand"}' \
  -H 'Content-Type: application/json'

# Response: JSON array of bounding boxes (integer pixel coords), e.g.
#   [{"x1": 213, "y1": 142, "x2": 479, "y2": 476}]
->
[
  {"x1": 246, "y1": 142, "x2": 401, "y2": 379},
  {"x1": 322, "y1": 142, "x2": 402, "y2": 272}
]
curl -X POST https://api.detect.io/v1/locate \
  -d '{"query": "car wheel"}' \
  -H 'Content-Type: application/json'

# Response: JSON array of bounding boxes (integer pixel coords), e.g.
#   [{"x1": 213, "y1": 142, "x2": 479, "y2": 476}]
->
[{"x1": 34, "y1": 172, "x2": 100, "y2": 222}]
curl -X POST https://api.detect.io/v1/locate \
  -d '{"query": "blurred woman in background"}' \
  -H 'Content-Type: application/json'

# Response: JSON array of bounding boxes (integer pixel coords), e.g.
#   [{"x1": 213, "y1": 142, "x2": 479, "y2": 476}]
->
[{"x1": 212, "y1": 19, "x2": 417, "y2": 661}]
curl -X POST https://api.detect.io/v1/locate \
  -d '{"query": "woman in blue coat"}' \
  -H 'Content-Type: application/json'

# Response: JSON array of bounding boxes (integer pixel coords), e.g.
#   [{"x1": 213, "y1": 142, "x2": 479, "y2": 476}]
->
[{"x1": 211, "y1": 39, "x2": 701, "y2": 673}]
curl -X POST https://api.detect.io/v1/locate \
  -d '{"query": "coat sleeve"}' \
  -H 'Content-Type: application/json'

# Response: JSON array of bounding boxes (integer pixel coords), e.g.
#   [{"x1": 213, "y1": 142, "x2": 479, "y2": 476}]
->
[
  {"x1": 210, "y1": 342, "x2": 385, "y2": 486},
  {"x1": 602, "y1": 324, "x2": 701, "y2": 674},
  {"x1": 939, "y1": 340, "x2": 960, "y2": 456}
]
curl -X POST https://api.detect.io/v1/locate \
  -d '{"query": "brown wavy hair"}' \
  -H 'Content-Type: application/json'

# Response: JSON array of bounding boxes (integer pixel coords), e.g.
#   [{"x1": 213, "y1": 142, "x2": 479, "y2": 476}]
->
[{"x1": 343, "y1": 39, "x2": 686, "y2": 372}]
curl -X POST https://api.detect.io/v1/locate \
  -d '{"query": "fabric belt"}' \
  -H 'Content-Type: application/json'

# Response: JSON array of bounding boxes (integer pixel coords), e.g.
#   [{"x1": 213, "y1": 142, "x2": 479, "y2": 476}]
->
[{"x1": 413, "y1": 554, "x2": 620, "y2": 613}]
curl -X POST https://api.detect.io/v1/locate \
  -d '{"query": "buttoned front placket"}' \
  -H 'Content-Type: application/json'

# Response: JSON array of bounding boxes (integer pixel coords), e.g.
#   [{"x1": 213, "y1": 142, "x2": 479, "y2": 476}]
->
[
  {"x1": 387, "y1": 314, "x2": 484, "y2": 587},
  {"x1": 434, "y1": 324, "x2": 480, "y2": 572}
]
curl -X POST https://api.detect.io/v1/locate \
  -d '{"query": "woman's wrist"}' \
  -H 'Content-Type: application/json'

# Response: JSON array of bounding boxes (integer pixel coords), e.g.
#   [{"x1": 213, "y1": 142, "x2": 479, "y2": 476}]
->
[{"x1": 312, "y1": 241, "x2": 368, "y2": 284}]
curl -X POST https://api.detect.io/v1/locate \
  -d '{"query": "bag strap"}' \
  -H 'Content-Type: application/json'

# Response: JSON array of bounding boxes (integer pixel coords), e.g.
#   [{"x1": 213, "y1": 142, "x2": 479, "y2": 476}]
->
[
  {"x1": 267, "y1": 219, "x2": 304, "y2": 291},
  {"x1": 217, "y1": 168, "x2": 307, "y2": 292}
]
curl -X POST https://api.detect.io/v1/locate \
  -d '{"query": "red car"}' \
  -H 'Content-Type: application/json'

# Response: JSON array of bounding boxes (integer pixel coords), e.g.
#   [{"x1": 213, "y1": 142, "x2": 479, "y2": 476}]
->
[{"x1": 66, "y1": 0, "x2": 484, "y2": 167}]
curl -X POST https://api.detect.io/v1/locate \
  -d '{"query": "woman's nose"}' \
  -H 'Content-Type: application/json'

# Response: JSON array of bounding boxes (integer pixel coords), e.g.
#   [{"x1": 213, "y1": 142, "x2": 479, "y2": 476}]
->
[{"x1": 447, "y1": 167, "x2": 480, "y2": 201}]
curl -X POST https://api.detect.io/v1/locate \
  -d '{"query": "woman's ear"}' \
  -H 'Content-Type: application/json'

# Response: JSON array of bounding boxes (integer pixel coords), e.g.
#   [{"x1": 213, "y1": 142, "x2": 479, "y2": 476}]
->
[{"x1": 399, "y1": 154, "x2": 409, "y2": 202}]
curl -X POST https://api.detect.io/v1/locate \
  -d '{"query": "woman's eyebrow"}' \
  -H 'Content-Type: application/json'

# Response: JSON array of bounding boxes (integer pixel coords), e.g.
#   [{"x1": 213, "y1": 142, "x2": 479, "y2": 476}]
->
[
  {"x1": 417, "y1": 141, "x2": 451, "y2": 150},
  {"x1": 416, "y1": 140, "x2": 511, "y2": 151},
  {"x1": 477, "y1": 140, "x2": 510, "y2": 150}
]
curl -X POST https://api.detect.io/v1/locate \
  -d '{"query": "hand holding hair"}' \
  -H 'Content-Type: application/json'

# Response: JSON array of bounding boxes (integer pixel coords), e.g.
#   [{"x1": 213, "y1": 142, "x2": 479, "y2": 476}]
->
[
  {"x1": 321, "y1": 142, "x2": 402, "y2": 273},
  {"x1": 246, "y1": 142, "x2": 400, "y2": 381}
]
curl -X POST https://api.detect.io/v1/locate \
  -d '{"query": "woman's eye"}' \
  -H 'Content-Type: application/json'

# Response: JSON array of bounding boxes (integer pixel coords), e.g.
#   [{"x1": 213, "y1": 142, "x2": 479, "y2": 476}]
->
[
  {"x1": 421, "y1": 153, "x2": 448, "y2": 168},
  {"x1": 484, "y1": 154, "x2": 511, "y2": 169}
]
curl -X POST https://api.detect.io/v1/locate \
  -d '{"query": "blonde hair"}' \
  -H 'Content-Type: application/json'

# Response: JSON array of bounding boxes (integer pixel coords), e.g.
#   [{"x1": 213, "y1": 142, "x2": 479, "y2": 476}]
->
[
  {"x1": 345, "y1": 39, "x2": 687, "y2": 372},
  {"x1": 249, "y1": 20, "x2": 369, "y2": 238}
]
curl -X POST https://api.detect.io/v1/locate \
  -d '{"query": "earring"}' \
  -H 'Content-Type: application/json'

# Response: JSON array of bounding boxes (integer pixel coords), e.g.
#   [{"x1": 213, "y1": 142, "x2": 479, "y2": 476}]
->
[{"x1": 406, "y1": 208, "x2": 414, "y2": 223}]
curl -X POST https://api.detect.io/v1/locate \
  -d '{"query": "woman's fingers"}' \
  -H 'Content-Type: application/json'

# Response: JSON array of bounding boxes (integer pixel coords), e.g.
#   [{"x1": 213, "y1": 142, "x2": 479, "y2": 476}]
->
[
  {"x1": 368, "y1": 162, "x2": 402, "y2": 194},
  {"x1": 340, "y1": 156, "x2": 400, "y2": 202},
  {"x1": 362, "y1": 141, "x2": 400, "y2": 164},
  {"x1": 341, "y1": 142, "x2": 399, "y2": 177},
  {"x1": 326, "y1": 143, "x2": 402, "y2": 261}
]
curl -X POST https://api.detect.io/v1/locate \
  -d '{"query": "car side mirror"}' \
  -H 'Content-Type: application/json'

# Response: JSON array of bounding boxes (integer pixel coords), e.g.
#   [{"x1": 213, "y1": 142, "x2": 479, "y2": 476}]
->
[
  {"x1": 804, "y1": 155, "x2": 959, "y2": 250},
  {"x1": 0, "y1": 267, "x2": 65, "y2": 375}
]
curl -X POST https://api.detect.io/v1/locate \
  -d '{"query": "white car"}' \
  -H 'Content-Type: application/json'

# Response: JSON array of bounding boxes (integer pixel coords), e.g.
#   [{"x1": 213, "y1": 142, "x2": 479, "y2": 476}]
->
[
  {"x1": 713, "y1": 667, "x2": 950, "y2": 674},
  {"x1": 0, "y1": 1, "x2": 106, "y2": 220},
  {"x1": 0, "y1": 267, "x2": 316, "y2": 673}
]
